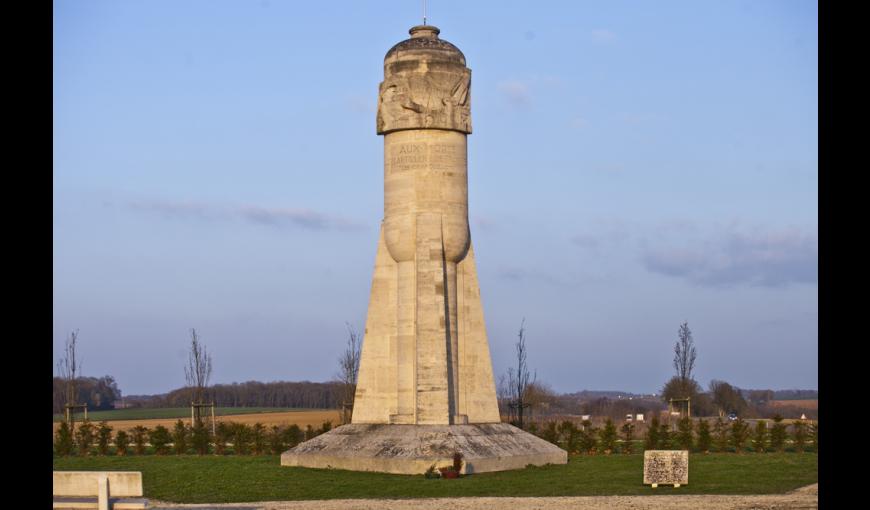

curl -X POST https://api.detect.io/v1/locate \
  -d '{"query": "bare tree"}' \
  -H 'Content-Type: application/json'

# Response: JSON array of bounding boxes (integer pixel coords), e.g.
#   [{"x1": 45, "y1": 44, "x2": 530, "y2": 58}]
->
[
  {"x1": 673, "y1": 321, "x2": 697, "y2": 383},
  {"x1": 57, "y1": 330, "x2": 83, "y2": 428},
  {"x1": 184, "y1": 328, "x2": 212, "y2": 424},
  {"x1": 336, "y1": 323, "x2": 362, "y2": 425},
  {"x1": 506, "y1": 319, "x2": 536, "y2": 429}
]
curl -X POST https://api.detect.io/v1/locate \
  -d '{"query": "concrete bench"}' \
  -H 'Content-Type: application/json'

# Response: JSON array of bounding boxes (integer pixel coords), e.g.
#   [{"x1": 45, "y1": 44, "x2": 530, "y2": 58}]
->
[{"x1": 53, "y1": 471, "x2": 148, "y2": 510}]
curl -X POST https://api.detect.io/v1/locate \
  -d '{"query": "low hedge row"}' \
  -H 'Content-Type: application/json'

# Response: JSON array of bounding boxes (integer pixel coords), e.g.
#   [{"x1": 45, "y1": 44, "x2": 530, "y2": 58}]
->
[
  {"x1": 54, "y1": 419, "x2": 334, "y2": 456},
  {"x1": 525, "y1": 414, "x2": 817, "y2": 454}
]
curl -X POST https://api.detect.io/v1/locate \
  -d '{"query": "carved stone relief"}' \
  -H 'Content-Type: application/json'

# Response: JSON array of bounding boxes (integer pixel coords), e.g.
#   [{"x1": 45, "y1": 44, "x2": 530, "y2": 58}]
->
[{"x1": 377, "y1": 70, "x2": 472, "y2": 134}]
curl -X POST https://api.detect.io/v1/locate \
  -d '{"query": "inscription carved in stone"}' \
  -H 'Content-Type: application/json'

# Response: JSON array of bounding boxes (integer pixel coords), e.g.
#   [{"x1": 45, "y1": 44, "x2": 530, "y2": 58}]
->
[
  {"x1": 377, "y1": 70, "x2": 472, "y2": 134},
  {"x1": 643, "y1": 450, "x2": 689, "y2": 486}
]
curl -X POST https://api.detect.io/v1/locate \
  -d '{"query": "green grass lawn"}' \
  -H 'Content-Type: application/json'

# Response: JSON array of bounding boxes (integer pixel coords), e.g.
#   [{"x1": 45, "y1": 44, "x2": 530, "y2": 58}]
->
[
  {"x1": 52, "y1": 407, "x2": 316, "y2": 422},
  {"x1": 53, "y1": 453, "x2": 817, "y2": 503}
]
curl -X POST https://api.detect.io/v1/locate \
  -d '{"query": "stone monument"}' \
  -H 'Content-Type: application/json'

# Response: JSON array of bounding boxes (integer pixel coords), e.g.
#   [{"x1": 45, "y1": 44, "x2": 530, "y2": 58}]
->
[
  {"x1": 643, "y1": 450, "x2": 689, "y2": 488},
  {"x1": 281, "y1": 24, "x2": 567, "y2": 475}
]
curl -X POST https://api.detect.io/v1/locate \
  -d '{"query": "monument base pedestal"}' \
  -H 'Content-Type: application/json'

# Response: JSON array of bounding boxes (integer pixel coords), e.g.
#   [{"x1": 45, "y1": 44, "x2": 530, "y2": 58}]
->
[{"x1": 280, "y1": 423, "x2": 567, "y2": 475}]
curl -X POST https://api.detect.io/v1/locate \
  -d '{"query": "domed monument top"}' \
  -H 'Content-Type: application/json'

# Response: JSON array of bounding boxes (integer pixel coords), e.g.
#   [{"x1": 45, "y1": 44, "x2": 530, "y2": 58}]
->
[
  {"x1": 378, "y1": 25, "x2": 471, "y2": 135},
  {"x1": 384, "y1": 25, "x2": 466, "y2": 65}
]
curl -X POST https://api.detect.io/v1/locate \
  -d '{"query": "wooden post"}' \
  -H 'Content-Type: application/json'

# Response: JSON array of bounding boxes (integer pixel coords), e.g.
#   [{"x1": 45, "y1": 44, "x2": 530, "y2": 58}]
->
[
  {"x1": 211, "y1": 403, "x2": 216, "y2": 437},
  {"x1": 191, "y1": 404, "x2": 195, "y2": 427}
]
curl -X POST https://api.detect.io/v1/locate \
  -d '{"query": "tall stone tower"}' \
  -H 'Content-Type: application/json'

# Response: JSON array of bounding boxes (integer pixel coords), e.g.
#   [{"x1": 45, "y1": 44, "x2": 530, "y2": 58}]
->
[
  {"x1": 281, "y1": 25, "x2": 566, "y2": 474},
  {"x1": 351, "y1": 24, "x2": 499, "y2": 426}
]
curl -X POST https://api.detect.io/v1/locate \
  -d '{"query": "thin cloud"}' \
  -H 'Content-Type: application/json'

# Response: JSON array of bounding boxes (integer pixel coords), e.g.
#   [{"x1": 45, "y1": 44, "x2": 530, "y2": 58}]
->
[
  {"x1": 590, "y1": 29, "x2": 617, "y2": 44},
  {"x1": 129, "y1": 199, "x2": 364, "y2": 231},
  {"x1": 641, "y1": 225, "x2": 817, "y2": 288},
  {"x1": 346, "y1": 94, "x2": 376, "y2": 114},
  {"x1": 571, "y1": 219, "x2": 817, "y2": 288},
  {"x1": 472, "y1": 215, "x2": 498, "y2": 232},
  {"x1": 497, "y1": 80, "x2": 531, "y2": 107},
  {"x1": 496, "y1": 266, "x2": 608, "y2": 287},
  {"x1": 570, "y1": 116, "x2": 588, "y2": 129}
]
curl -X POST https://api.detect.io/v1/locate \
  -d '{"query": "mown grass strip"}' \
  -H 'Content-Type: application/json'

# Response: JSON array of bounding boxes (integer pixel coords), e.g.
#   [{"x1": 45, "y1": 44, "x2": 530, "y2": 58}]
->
[{"x1": 53, "y1": 452, "x2": 817, "y2": 503}]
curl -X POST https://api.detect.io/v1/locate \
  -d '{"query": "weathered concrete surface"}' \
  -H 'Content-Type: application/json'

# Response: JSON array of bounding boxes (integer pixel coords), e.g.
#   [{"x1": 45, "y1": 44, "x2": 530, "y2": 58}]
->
[
  {"x1": 53, "y1": 471, "x2": 147, "y2": 509},
  {"x1": 53, "y1": 471, "x2": 144, "y2": 497},
  {"x1": 149, "y1": 484, "x2": 819, "y2": 510},
  {"x1": 280, "y1": 423, "x2": 567, "y2": 475}
]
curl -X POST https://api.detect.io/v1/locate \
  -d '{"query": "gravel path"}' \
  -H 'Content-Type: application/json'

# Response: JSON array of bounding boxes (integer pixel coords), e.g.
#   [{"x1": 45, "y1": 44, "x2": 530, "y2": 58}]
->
[{"x1": 150, "y1": 483, "x2": 818, "y2": 510}]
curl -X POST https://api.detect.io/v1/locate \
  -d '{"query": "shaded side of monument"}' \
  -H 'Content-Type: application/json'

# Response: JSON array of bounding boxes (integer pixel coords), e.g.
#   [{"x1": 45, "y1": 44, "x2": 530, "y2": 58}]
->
[{"x1": 281, "y1": 24, "x2": 567, "y2": 475}]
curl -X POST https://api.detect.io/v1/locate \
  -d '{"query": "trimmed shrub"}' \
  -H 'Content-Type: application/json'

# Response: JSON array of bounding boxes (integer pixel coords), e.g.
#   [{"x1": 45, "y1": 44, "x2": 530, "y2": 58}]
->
[
  {"x1": 131, "y1": 426, "x2": 149, "y2": 455},
  {"x1": 191, "y1": 420, "x2": 211, "y2": 455},
  {"x1": 578, "y1": 420, "x2": 598, "y2": 454},
  {"x1": 769, "y1": 415, "x2": 787, "y2": 452},
  {"x1": 269, "y1": 426, "x2": 286, "y2": 454},
  {"x1": 620, "y1": 421, "x2": 635, "y2": 454},
  {"x1": 792, "y1": 420, "x2": 807, "y2": 453},
  {"x1": 557, "y1": 420, "x2": 579, "y2": 453},
  {"x1": 233, "y1": 423, "x2": 252, "y2": 455},
  {"x1": 539, "y1": 421, "x2": 560, "y2": 446},
  {"x1": 675, "y1": 417, "x2": 693, "y2": 451},
  {"x1": 320, "y1": 421, "x2": 333, "y2": 434},
  {"x1": 658, "y1": 422, "x2": 671, "y2": 450},
  {"x1": 729, "y1": 418, "x2": 750, "y2": 453},
  {"x1": 696, "y1": 419, "x2": 711, "y2": 453},
  {"x1": 149, "y1": 425, "x2": 171, "y2": 455},
  {"x1": 252, "y1": 423, "x2": 267, "y2": 455},
  {"x1": 172, "y1": 420, "x2": 189, "y2": 455},
  {"x1": 304, "y1": 425, "x2": 316, "y2": 441},
  {"x1": 644, "y1": 416, "x2": 660, "y2": 450},
  {"x1": 75, "y1": 420, "x2": 95, "y2": 456},
  {"x1": 712, "y1": 417, "x2": 729, "y2": 452},
  {"x1": 809, "y1": 422, "x2": 818, "y2": 452},
  {"x1": 55, "y1": 421, "x2": 74, "y2": 456},
  {"x1": 599, "y1": 419, "x2": 618, "y2": 454},
  {"x1": 283, "y1": 424, "x2": 303, "y2": 449},
  {"x1": 114, "y1": 430, "x2": 130, "y2": 456},
  {"x1": 214, "y1": 422, "x2": 231, "y2": 455},
  {"x1": 96, "y1": 422, "x2": 113, "y2": 455},
  {"x1": 752, "y1": 420, "x2": 768, "y2": 452}
]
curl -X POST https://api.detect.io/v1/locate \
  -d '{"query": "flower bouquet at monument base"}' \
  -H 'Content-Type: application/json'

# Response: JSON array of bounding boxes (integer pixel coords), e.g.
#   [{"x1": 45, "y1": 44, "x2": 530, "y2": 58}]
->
[{"x1": 437, "y1": 452, "x2": 464, "y2": 479}]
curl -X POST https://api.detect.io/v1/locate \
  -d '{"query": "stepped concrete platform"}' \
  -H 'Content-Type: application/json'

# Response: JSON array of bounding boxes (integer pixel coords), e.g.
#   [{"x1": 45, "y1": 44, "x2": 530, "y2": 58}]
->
[{"x1": 280, "y1": 423, "x2": 567, "y2": 475}]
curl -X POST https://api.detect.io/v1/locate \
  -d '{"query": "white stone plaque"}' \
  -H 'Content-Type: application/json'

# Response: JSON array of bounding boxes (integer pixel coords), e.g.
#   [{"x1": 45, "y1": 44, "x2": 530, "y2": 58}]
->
[{"x1": 643, "y1": 450, "x2": 689, "y2": 487}]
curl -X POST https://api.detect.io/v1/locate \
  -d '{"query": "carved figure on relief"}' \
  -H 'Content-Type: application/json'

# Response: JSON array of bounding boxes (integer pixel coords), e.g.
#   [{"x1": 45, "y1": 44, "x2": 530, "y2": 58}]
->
[{"x1": 377, "y1": 71, "x2": 471, "y2": 133}]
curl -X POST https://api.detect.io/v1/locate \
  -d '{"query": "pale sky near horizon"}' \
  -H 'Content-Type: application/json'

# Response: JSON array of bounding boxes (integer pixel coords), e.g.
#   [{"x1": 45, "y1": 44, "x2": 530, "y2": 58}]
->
[{"x1": 54, "y1": 0, "x2": 817, "y2": 397}]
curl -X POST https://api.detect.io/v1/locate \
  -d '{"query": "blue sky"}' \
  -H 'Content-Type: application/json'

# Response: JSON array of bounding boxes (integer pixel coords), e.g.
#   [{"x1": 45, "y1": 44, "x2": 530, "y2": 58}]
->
[{"x1": 54, "y1": 0, "x2": 817, "y2": 396}]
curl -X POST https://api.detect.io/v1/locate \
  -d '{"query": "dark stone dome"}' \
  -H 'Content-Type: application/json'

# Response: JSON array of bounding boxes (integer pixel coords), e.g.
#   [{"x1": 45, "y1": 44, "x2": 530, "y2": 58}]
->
[{"x1": 384, "y1": 25, "x2": 466, "y2": 66}]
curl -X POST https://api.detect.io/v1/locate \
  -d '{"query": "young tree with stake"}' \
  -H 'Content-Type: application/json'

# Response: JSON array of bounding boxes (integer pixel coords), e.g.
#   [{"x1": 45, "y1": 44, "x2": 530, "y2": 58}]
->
[
  {"x1": 506, "y1": 319, "x2": 535, "y2": 429},
  {"x1": 185, "y1": 328, "x2": 213, "y2": 425},
  {"x1": 336, "y1": 323, "x2": 362, "y2": 425}
]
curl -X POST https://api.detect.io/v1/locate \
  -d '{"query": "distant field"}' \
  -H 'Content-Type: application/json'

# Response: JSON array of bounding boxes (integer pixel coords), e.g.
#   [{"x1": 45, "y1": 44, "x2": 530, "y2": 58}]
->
[
  {"x1": 52, "y1": 408, "x2": 341, "y2": 434},
  {"x1": 770, "y1": 400, "x2": 818, "y2": 410},
  {"x1": 52, "y1": 407, "x2": 316, "y2": 422}
]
